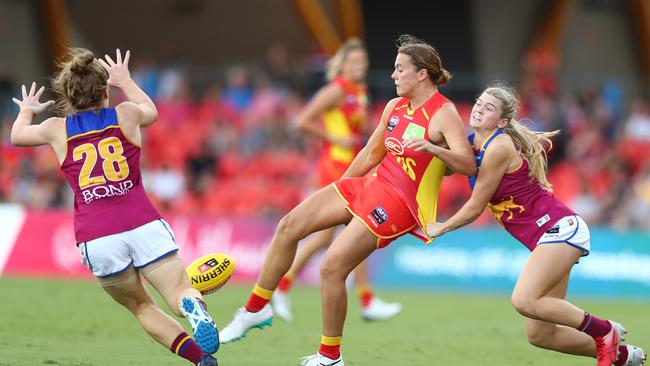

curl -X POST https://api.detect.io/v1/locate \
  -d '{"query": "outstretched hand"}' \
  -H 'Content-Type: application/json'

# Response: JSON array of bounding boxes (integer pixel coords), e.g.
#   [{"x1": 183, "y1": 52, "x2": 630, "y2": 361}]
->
[
  {"x1": 12, "y1": 82, "x2": 55, "y2": 115},
  {"x1": 98, "y1": 49, "x2": 131, "y2": 87}
]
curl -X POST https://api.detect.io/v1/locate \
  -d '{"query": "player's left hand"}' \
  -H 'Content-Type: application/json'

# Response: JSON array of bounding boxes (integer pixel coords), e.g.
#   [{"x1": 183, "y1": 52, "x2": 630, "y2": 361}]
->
[
  {"x1": 403, "y1": 137, "x2": 439, "y2": 155},
  {"x1": 99, "y1": 49, "x2": 131, "y2": 87},
  {"x1": 426, "y1": 221, "x2": 445, "y2": 239},
  {"x1": 12, "y1": 82, "x2": 55, "y2": 115}
]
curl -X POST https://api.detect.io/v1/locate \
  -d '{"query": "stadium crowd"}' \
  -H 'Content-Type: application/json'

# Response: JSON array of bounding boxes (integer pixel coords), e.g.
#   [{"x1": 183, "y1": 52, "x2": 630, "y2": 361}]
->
[{"x1": 1, "y1": 51, "x2": 650, "y2": 231}]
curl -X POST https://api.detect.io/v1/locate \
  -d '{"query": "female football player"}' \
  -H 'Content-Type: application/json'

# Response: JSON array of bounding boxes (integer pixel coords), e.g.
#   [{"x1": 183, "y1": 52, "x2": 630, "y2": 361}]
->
[
  {"x1": 221, "y1": 35, "x2": 476, "y2": 366},
  {"x1": 425, "y1": 81, "x2": 646, "y2": 366},
  {"x1": 10, "y1": 48, "x2": 218, "y2": 366},
  {"x1": 272, "y1": 38, "x2": 401, "y2": 323}
]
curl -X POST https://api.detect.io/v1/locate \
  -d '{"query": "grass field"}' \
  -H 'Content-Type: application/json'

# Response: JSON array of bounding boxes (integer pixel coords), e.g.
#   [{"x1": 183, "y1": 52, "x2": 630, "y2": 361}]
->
[{"x1": 0, "y1": 277, "x2": 648, "y2": 366}]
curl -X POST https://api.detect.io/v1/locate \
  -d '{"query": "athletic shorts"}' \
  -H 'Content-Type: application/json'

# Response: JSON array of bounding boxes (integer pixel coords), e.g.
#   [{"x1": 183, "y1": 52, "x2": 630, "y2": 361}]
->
[
  {"x1": 78, "y1": 219, "x2": 179, "y2": 278},
  {"x1": 333, "y1": 175, "x2": 418, "y2": 248},
  {"x1": 537, "y1": 215, "x2": 590, "y2": 256},
  {"x1": 317, "y1": 158, "x2": 350, "y2": 187}
]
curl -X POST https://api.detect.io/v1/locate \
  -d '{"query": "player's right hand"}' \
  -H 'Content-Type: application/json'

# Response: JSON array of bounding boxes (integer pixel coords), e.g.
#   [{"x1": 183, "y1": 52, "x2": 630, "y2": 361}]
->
[
  {"x1": 99, "y1": 49, "x2": 131, "y2": 87},
  {"x1": 12, "y1": 82, "x2": 55, "y2": 115}
]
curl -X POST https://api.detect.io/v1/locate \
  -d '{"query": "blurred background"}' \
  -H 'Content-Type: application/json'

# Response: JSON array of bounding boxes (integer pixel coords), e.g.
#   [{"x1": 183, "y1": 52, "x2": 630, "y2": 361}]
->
[{"x1": 1, "y1": 0, "x2": 649, "y2": 299}]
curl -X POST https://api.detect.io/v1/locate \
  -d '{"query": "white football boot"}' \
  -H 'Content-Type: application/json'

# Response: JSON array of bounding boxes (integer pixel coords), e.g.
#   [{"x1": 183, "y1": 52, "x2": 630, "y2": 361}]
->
[
  {"x1": 619, "y1": 345, "x2": 647, "y2": 366},
  {"x1": 271, "y1": 291, "x2": 293, "y2": 322},
  {"x1": 300, "y1": 353, "x2": 344, "y2": 366},
  {"x1": 361, "y1": 297, "x2": 402, "y2": 321},
  {"x1": 220, "y1": 304, "x2": 273, "y2": 343},
  {"x1": 179, "y1": 296, "x2": 219, "y2": 353}
]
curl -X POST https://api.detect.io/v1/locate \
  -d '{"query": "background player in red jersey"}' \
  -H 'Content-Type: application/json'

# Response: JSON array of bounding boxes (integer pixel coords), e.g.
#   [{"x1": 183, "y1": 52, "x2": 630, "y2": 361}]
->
[
  {"x1": 10, "y1": 48, "x2": 219, "y2": 366},
  {"x1": 272, "y1": 38, "x2": 402, "y2": 323},
  {"x1": 220, "y1": 35, "x2": 477, "y2": 366},
  {"x1": 425, "y1": 82, "x2": 647, "y2": 366}
]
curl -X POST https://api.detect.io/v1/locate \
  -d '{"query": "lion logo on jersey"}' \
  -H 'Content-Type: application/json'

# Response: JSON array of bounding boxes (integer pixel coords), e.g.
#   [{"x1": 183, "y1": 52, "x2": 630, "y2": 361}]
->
[{"x1": 487, "y1": 196, "x2": 525, "y2": 224}]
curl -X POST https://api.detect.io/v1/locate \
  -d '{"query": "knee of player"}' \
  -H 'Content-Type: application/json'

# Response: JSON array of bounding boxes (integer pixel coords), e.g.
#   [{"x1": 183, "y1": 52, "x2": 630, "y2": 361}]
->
[
  {"x1": 277, "y1": 212, "x2": 305, "y2": 239},
  {"x1": 319, "y1": 255, "x2": 346, "y2": 282},
  {"x1": 510, "y1": 292, "x2": 535, "y2": 318}
]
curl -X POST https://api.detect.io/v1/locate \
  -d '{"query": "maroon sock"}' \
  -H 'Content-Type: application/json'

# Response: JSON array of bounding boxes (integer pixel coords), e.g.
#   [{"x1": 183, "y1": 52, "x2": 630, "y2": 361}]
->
[
  {"x1": 578, "y1": 312, "x2": 612, "y2": 338},
  {"x1": 613, "y1": 345, "x2": 628, "y2": 366},
  {"x1": 170, "y1": 332, "x2": 204, "y2": 364}
]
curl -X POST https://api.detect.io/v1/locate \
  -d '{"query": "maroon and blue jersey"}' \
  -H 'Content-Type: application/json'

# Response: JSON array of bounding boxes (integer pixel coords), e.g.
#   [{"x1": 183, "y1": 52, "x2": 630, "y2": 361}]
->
[
  {"x1": 469, "y1": 132, "x2": 575, "y2": 251},
  {"x1": 60, "y1": 108, "x2": 160, "y2": 243}
]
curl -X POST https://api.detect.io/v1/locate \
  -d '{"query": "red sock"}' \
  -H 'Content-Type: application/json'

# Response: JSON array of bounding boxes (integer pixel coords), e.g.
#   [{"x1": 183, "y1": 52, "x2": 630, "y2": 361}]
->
[
  {"x1": 578, "y1": 312, "x2": 612, "y2": 338},
  {"x1": 319, "y1": 335, "x2": 341, "y2": 360},
  {"x1": 358, "y1": 285, "x2": 373, "y2": 308},
  {"x1": 277, "y1": 274, "x2": 294, "y2": 293},
  {"x1": 614, "y1": 345, "x2": 628, "y2": 366},
  {"x1": 170, "y1": 332, "x2": 204, "y2": 364},
  {"x1": 245, "y1": 284, "x2": 273, "y2": 313}
]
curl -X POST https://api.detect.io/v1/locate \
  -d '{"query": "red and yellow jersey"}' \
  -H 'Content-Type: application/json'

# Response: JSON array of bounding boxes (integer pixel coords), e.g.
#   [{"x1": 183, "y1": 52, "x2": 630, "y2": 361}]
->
[
  {"x1": 375, "y1": 93, "x2": 451, "y2": 235},
  {"x1": 317, "y1": 77, "x2": 368, "y2": 186},
  {"x1": 321, "y1": 77, "x2": 367, "y2": 159}
]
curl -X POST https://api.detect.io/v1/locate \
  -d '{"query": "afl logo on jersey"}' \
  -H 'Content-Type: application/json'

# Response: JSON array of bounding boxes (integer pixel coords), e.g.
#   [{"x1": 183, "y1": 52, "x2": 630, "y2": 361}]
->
[
  {"x1": 388, "y1": 116, "x2": 399, "y2": 132},
  {"x1": 385, "y1": 137, "x2": 404, "y2": 155}
]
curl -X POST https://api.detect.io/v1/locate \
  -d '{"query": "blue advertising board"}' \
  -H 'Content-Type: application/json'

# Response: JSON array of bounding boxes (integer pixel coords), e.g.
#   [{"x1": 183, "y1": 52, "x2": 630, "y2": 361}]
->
[{"x1": 369, "y1": 227, "x2": 650, "y2": 300}]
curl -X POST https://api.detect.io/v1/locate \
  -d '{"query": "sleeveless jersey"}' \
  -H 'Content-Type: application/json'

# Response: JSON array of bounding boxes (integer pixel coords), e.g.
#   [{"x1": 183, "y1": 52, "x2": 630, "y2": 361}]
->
[
  {"x1": 321, "y1": 77, "x2": 367, "y2": 165},
  {"x1": 60, "y1": 108, "x2": 161, "y2": 243},
  {"x1": 469, "y1": 136, "x2": 575, "y2": 250},
  {"x1": 375, "y1": 93, "x2": 450, "y2": 231}
]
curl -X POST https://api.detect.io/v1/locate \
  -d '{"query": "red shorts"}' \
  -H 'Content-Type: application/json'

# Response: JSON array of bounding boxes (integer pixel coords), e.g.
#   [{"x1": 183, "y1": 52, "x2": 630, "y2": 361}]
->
[
  {"x1": 333, "y1": 175, "x2": 422, "y2": 248},
  {"x1": 317, "y1": 157, "x2": 350, "y2": 187}
]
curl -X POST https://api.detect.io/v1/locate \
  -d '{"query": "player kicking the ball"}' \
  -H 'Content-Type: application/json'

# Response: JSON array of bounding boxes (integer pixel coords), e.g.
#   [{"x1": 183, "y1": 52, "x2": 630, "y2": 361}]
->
[
  {"x1": 425, "y1": 81, "x2": 646, "y2": 366},
  {"x1": 273, "y1": 38, "x2": 401, "y2": 323},
  {"x1": 10, "y1": 48, "x2": 219, "y2": 366},
  {"x1": 220, "y1": 35, "x2": 477, "y2": 365}
]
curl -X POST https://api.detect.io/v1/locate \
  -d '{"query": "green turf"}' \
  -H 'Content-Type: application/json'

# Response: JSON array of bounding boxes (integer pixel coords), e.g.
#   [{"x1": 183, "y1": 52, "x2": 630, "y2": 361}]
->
[{"x1": 0, "y1": 278, "x2": 648, "y2": 366}]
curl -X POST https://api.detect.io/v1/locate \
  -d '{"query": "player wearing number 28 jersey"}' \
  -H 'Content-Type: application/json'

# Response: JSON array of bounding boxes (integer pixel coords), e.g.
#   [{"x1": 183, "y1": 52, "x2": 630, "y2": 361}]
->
[
  {"x1": 10, "y1": 48, "x2": 218, "y2": 366},
  {"x1": 61, "y1": 107, "x2": 160, "y2": 242}
]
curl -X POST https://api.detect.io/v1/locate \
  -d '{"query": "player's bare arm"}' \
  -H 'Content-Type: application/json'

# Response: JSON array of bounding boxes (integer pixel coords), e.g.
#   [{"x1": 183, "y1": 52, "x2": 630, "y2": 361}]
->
[
  {"x1": 99, "y1": 49, "x2": 158, "y2": 145},
  {"x1": 10, "y1": 82, "x2": 67, "y2": 162},
  {"x1": 427, "y1": 136, "x2": 514, "y2": 238},
  {"x1": 295, "y1": 83, "x2": 347, "y2": 144},
  {"x1": 403, "y1": 103, "x2": 475, "y2": 176}
]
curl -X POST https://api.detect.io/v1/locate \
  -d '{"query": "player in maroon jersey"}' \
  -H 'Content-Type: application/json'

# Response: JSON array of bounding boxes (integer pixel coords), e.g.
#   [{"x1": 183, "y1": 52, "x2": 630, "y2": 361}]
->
[
  {"x1": 10, "y1": 48, "x2": 218, "y2": 366},
  {"x1": 425, "y1": 81, "x2": 646, "y2": 366}
]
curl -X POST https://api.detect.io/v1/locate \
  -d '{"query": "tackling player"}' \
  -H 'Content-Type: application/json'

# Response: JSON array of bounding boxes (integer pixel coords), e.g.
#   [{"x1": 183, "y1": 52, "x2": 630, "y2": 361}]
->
[{"x1": 425, "y1": 81, "x2": 647, "y2": 366}]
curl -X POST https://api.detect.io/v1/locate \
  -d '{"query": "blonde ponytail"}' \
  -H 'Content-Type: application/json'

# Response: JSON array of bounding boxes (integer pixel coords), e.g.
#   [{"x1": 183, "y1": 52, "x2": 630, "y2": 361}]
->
[
  {"x1": 484, "y1": 81, "x2": 559, "y2": 191},
  {"x1": 505, "y1": 119, "x2": 559, "y2": 191}
]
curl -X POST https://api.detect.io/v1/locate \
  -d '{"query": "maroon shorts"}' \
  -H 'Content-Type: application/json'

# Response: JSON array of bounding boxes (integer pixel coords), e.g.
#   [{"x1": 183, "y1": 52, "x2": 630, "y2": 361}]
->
[{"x1": 333, "y1": 175, "x2": 419, "y2": 248}]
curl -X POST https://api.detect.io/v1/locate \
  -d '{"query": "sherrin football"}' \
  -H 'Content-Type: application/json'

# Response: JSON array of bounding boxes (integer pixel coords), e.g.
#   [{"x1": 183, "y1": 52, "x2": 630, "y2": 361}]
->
[{"x1": 186, "y1": 253, "x2": 235, "y2": 295}]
